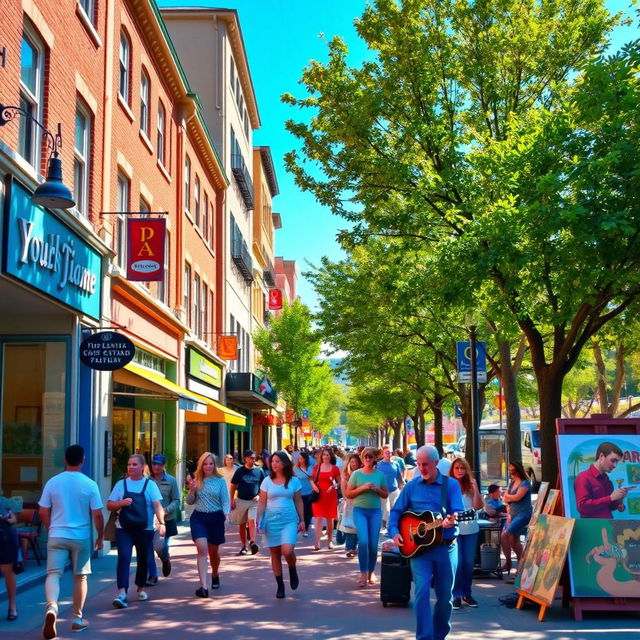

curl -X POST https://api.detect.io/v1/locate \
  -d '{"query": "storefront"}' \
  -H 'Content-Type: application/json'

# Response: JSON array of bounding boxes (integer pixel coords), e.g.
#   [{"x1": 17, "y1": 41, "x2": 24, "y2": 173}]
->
[
  {"x1": 184, "y1": 345, "x2": 245, "y2": 464},
  {"x1": 0, "y1": 177, "x2": 106, "y2": 505}
]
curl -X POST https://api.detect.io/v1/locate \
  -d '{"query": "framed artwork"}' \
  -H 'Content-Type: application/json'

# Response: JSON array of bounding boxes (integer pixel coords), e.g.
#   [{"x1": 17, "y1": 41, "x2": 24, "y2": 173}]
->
[
  {"x1": 557, "y1": 434, "x2": 640, "y2": 520},
  {"x1": 542, "y1": 489, "x2": 560, "y2": 515},
  {"x1": 516, "y1": 514, "x2": 575, "y2": 605}
]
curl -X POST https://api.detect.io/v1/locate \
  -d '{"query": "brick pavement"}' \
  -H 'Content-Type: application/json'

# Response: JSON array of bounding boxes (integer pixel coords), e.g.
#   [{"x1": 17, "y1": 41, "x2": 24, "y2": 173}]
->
[{"x1": 0, "y1": 527, "x2": 638, "y2": 640}]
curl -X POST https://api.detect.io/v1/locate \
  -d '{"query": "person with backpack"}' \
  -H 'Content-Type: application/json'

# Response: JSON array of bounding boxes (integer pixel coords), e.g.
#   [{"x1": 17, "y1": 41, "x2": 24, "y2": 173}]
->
[{"x1": 107, "y1": 454, "x2": 166, "y2": 609}]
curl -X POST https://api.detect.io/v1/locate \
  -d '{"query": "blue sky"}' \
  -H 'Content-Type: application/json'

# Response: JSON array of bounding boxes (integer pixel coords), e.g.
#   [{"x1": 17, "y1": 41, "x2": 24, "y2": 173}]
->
[{"x1": 159, "y1": 1, "x2": 638, "y2": 311}]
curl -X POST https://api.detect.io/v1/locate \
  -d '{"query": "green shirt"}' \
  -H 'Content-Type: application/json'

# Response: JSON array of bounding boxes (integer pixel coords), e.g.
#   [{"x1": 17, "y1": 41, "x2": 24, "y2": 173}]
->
[{"x1": 350, "y1": 469, "x2": 386, "y2": 509}]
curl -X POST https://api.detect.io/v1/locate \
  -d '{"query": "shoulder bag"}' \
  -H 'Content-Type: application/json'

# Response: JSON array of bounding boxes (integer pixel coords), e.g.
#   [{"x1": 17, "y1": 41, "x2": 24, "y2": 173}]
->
[
  {"x1": 309, "y1": 466, "x2": 321, "y2": 503},
  {"x1": 103, "y1": 510, "x2": 118, "y2": 542}
]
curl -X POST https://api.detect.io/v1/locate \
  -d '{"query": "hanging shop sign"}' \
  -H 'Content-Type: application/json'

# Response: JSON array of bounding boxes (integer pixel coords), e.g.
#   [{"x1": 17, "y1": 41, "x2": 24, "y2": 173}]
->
[
  {"x1": 268, "y1": 288, "x2": 283, "y2": 310},
  {"x1": 79, "y1": 331, "x2": 135, "y2": 370},
  {"x1": 217, "y1": 335, "x2": 238, "y2": 360},
  {"x1": 126, "y1": 218, "x2": 166, "y2": 281},
  {"x1": 3, "y1": 180, "x2": 103, "y2": 319}
]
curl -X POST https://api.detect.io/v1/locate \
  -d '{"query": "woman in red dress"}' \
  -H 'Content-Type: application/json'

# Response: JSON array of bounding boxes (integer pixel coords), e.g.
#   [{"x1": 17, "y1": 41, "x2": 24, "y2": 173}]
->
[{"x1": 311, "y1": 448, "x2": 341, "y2": 550}]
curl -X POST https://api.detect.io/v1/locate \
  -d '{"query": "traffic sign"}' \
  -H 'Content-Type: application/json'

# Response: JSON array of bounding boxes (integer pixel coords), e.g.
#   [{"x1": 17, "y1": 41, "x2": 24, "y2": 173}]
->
[{"x1": 456, "y1": 341, "x2": 487, "y2": 383}]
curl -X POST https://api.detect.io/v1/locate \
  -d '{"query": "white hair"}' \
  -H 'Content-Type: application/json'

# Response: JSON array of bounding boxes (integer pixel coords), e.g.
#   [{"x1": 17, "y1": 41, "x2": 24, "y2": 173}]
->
[{"x1": 416, "y1": 445, "x2": 440, "y2": 462}]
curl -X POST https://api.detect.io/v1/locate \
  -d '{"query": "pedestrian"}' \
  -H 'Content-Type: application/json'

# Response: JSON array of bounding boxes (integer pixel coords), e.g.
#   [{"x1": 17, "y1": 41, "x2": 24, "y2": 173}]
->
[
  {"x1": 146, "y1": 454, "x2": 181, "y2": 585},
  {"x1": 311, "y1": 447, "x2": 341, "y2": 550},
  {"x1": 378, "y1": 446, "x2": 405, "y2": 530},
  {"x1": 293, "y1": 450, "x2": 316, "y2": 536},
  {"x1": 389, "y1": 445, "x2": 464, "y2": 640},
  {"x1": 186, "y1": 451, "x2": 230, "y2": 597},
  {"x1": 338, "y1": 453, "x2": 361, "y2": 558},
  {"x1": 257, "y1": 451, "x2": 305, "y2": 598},
  {"x1": 107, "y1": 454, "x2": 166, "y2": 609},
  {"x1": 260, "y1": 449, "x2": 271, "y2": 471},
  {"x1": 0, "y1": 495, "x2": 19, "y2": 622},
  {"x1": 220, "y1": 453, "x2": 239, "y2": 490},
  {"x1": 38, "y1": 444, "x2": 104, "y2": 636},
  {"x1": 449, "y1": 457, "x2": 483, "y2": 609},
  {"x1": 229, "y1": 449, "x2": 265, "y2": 555},
  {"x1": 392, "y1": 448, "x2": 408, "y2": 482},
  {"x1": 501, "y1": 461, "x2": 533, "y2": 575},
  {"x1": 345, "y1": 446, "x2": 388, "y2": 586}
]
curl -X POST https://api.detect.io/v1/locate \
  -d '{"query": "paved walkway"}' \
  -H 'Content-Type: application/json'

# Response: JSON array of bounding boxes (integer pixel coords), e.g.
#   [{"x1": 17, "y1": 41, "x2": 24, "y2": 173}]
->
[{"x1": 1, "y1": 526, "x2": 638, "y2": 640}]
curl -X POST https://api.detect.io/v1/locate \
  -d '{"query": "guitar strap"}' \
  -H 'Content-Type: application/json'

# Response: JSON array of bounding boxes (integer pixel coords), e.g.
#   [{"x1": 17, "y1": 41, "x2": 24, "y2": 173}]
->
[{"x1": 440, "y1": 473, "x2": 448, "y2": 517}]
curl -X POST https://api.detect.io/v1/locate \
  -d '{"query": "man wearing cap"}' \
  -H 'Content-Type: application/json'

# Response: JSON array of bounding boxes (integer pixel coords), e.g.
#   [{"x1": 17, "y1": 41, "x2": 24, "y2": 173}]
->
[
  {"x1": 229, "y1": 450, "x2": 265, "y2": 555},
  {"x1": 146, "y1": 454, "x2": 181, "y2": 584}
]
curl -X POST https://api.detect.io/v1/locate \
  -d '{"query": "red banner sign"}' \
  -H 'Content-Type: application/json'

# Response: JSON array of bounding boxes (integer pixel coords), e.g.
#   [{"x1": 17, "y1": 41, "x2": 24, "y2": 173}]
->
[
  {"x1": 217, "y1": 335, "x2": 238, "y2": 360},
  {"x1": 127, "y1": 218, "x2": 166, "y2": 281},
  {"x1": 268, "y1": 289, "x2": 283, "y2": 310}
]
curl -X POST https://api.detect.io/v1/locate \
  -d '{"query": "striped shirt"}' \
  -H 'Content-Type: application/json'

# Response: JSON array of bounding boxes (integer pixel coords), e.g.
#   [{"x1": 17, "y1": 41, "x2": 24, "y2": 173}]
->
[{"x1": 186, "y1": 476, "x2": 230, "y2": 514}]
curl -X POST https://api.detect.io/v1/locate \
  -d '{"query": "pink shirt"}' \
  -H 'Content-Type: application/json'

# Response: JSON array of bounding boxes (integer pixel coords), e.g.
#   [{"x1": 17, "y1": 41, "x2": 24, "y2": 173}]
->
[{"x1": 574, "y1": 465, "x2": 621, "y2": 518}]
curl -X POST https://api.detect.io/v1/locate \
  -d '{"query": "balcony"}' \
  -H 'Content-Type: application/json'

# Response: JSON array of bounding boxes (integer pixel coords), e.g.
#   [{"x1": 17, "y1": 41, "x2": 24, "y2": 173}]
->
[
  {"x1": 263, "y1": 259, "x2": 276, "y2": 287},
  {"x1": 263, "y1": 308, "x2": 271, "y2": 325},
  {"x1": 231, "y1": 226, "x2": 253, "y2": 283},
  {"x1": 226, "y1": 372, "x2": 277, "y2": 409},
  {"x1": 231, "y1": 148, "x2": 254, "y2": 210}
]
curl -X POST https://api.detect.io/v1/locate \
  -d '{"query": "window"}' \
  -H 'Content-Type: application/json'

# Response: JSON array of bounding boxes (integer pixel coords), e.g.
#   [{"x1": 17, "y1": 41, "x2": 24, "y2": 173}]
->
[
  {"x1": 157, "y1": 229, "x2": 169, "y2": 304},
  {"x1": 194, "y1": 175, "x2": 200, "y2": 227},
  {"x1": 140, "y1": 69, "x2": 150, "y2": 136},
  {"x1": 73, "y1": 102, "x2": 91, "y2": 217},
  {"x1": 202, "y1": 192, "x2": 209, "y2": 243},
  {"x1": 184, "y1": 263, "x2": 191, "y2": 326},
  {"x1": 209, "y1": 199, "x2": 215, "y2": 247},
  {"x1": 139, "y1": 197, "x2": 150, "y2": 216},
  {"x1": 244, "y1": 109, "x2": 249, "y2": 139},
  {"x1": 79, "y1": 0, "x2": 95, "y2": 25},
  {"x1": 19, "y1": 27, "x2": 44, "y2": 169},
  {"x1": 116, "y1": 172, "x2": 129, "y2": 268},
  {"x1": 184, "y1": 155, "x2": 191, "y2": 213},
  {"x1": 230, "y1": 56, "x2": 235, "y2": 90},
  {"x1": 202, "y1": 283, "x2": 209, "y2": 342},
  {"x1": 118, "y1": 30, "x2": 130, "y2": 103},
  {"x1": 193, "y1": 274, "x2": 201, "y2": 337},
  {"x1": 157, "y1": 101, "x2": 165, "y2": 165}
]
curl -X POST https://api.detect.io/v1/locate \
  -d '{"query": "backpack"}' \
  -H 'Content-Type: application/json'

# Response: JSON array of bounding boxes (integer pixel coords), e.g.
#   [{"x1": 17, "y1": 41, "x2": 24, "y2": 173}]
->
[{"x1": 119, "y1": 478, "x2": 150, "y2": 531}]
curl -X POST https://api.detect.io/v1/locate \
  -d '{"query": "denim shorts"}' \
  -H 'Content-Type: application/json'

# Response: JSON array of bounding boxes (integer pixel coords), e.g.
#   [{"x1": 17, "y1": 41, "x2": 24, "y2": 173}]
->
[
  {"x1": 508, "y1": 513, "x2": 531, "y2": 537},
  {"x1": 190, "y1": 510, "x2": 225, "y2": 545}
]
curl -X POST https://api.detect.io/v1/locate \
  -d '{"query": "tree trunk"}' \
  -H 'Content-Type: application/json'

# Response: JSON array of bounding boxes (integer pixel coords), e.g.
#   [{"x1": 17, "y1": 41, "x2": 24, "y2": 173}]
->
[
  {"x1": 414, "y1": 396, "x2": 425, "y2": 446},
  {"x1": 499, "y1": 339, "x2": 522, "y2": 463},
  {"x1": 430, "y1": 391, "x2": 445, "y2": 456},
  {"x1": 593, "y1": 343, "x2": 608, "y2": 413},
  {"x1": 392, "y1": 419, "x2": 402, "y2": 451},
  {"x1": 536, "y1": 366, "x2": 566, "y2": 484}
]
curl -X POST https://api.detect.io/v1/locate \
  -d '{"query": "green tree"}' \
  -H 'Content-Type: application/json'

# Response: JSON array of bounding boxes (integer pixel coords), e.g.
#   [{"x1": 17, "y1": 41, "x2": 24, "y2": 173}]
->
[{"x1": 285, "y1": 1, "x2": 638, "y2": 481}]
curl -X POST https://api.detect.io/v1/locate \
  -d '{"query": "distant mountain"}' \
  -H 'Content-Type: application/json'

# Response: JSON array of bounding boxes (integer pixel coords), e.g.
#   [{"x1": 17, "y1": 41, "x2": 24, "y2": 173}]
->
[{"x1": 326, "y1": 357, "x2": 349, "y2": 385}]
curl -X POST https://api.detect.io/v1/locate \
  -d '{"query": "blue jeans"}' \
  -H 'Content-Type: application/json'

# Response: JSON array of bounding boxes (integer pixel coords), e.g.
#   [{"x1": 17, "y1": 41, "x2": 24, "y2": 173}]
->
[
  {"x1": 147, "y1": 531, "x2": 170, "y2": 579},
  {"x1": 344, "y1": 532, "x2": 357, "y2": 552},
  {"x1": 410, "y1": 541, "x2": 458, "y2": 640},
  {"x1": 352, "y1": 506, "x2": 381, "y2": 573},
  {"x1": 115, "y1": 528, "x2": 153, "y2": 590},
  {"x1": 453, "y1": 532, "x2": 478, "y2": 598}
]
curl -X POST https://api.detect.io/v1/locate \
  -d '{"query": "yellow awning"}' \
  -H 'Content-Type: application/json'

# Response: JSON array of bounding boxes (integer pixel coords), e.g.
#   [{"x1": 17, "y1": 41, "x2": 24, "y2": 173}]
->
[
  {"x1": 121, "y1": 363, "x2": 207, "y2": 412},
  {"x1": 185, "y1": 391, "x2": 246, "y2": 427}
]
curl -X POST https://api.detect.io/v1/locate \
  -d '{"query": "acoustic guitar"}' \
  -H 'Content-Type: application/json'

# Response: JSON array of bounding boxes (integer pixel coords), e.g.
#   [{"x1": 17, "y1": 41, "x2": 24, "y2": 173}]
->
[{"x1": 397, "y1": 509, "x2": 476, "y2": 558}]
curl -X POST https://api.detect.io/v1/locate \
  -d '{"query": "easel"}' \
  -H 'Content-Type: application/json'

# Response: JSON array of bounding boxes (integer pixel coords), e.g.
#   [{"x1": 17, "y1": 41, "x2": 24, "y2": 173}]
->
[
  {"x1": 557, "y1": 414, "x2": 640, "y2": 621},
  {"x1": 515, "y1": 591, "x2": 549, "y2": 621}
]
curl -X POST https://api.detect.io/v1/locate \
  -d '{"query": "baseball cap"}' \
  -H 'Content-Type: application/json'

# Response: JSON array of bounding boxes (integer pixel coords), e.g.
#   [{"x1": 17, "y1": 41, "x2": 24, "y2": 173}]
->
[{"x1": 151, "y1": 454, "x2": 166, "y2": 465}]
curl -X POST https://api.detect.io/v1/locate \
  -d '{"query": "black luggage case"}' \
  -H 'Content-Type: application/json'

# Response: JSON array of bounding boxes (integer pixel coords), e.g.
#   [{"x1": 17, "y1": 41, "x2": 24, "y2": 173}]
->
[{"x1": 380, "y1": 550, "x2": 412, "y2": 607}]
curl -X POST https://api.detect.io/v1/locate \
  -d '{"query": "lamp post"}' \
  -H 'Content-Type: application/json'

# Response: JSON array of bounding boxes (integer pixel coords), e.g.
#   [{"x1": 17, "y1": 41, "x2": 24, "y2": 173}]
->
[
  {"x1": 0, "y1": 103, "x2": 75, "y2": 209},
  {"x1": 469, "y1": 325, "x2": 481, "y2": 488}
]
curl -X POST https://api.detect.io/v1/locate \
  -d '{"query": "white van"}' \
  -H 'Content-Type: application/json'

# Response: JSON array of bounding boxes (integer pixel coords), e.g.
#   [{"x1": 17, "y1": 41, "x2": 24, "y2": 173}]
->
[{"x1": 520, "y1": 421, "x2": 542, "y2": 490}]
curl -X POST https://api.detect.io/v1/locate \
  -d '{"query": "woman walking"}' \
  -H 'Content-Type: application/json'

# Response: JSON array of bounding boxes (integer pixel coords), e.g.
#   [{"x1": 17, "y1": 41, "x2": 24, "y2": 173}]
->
[
  {"x1": 186, "y1": 452, "x2": 230, "y2": 598},
  {"x1": 501, "y1": 461, "x2": 533, "y2": 576},
  {"x1": 107, "y1": 454, "x2": 165, "y2": 608},
  {"x1": 257, "y1": 451, "x2": 305, "y2": 599},
  {"x1": 345, "y1": 447, "x2": 388, "y2": 587},
  {"x1": 338, "y1": 453, "x2": 361, "y2": 558},
  {"x1": 219, "y1": 454, "x2": 239, "y2": 491},
  {"x1": 0, "y1": 501, "x2": 19, "y2": 620},
  {"x1": 293, "y1": 451, "x2": 316, "y2": 537},
  {"x1": 311, "y1": 447, "x2": 341, "y2": 550},
  {"x1": 449, "y1": 458, "x2": 483, "y2": 609}
]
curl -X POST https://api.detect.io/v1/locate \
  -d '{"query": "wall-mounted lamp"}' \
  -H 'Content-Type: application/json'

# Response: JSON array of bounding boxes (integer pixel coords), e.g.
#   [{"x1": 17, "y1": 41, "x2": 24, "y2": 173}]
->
[{"x1": 0, "y1": 103, "x2": 75, "y2": 209}]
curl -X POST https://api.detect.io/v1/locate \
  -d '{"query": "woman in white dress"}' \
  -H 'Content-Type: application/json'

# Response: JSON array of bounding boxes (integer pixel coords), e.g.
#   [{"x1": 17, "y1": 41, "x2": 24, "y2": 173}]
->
[{"x1": 257, "y1": 451, "x2": 305, "y2": 599}]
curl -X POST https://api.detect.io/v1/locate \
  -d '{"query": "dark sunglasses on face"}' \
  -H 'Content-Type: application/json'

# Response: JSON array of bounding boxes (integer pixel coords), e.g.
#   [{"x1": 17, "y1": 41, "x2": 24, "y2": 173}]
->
[{"x1": 364, "y1": 454, "x2": 374, "y2": 459}]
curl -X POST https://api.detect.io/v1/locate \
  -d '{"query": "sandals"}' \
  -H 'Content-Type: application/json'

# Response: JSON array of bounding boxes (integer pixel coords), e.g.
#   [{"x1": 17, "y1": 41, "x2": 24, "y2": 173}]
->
[
  {"x1": 357, "y1": 577, "x2": 367, "y2": 588},
  {"x1": 7, "y1": 610, "x2": 18, "y2": 621},
  {"x1": 346, "y1": 551, "x2": 356, "y2": 558},
  {"x1": 368, "y1": 574, "x2": 378, "y2": 585},
  {"x1": 327, "y1": 542, "x2": 334, "y2": 550},
  {"x1": 313, "y1": 544, "x2": 321, "y2": 551}
]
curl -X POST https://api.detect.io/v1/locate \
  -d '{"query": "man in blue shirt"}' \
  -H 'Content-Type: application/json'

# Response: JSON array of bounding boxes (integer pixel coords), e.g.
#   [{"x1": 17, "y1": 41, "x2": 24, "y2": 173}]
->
[
  {"x1": 378, "y1": 446, "x2": 405, "y2": 528},
  {"x1": 388, "y1": 446, "x2": 464, "y2": 640}
]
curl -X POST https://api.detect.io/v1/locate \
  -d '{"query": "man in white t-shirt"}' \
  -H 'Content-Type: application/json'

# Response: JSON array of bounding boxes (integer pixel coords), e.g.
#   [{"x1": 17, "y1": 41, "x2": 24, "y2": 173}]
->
[{"x1": 39, "y1": 445, "x2": 104, "y2": 638}]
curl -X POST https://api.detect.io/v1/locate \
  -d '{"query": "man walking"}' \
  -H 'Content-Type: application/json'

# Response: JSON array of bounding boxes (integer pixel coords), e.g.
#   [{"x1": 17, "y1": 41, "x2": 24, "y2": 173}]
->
[
  {"x1": 229, "y1": 450, "x2": 265, "y2": 555},
  {"x1": 378, "y1": 445, "x2": 405, "y2": 529},
  {"x1": 38, "y1": 445, "x2": 104, "y2": 638},
  {"x1": 389, "y1": 445, "x2": 464, "y2": 640},
  {"x1": 146, "y1": 454, "x2": 181, "y2": 585}
]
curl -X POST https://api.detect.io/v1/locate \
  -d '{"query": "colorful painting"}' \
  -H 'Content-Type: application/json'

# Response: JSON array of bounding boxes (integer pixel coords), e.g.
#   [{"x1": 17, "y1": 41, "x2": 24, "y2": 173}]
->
[
  {"x1": 542, "y1": 489, "x2": 560, "y2": 515},
  {"x1": 568, "y1": 518, "x2": 640, "y2": 597},
  {"x1": 516, "y1": 514, "x2": 575, "y2": 605},
  {"x1": 558, "y1": 434, "x2": 640, "y2": 520},
  {"x1": 532, "y1": 481, "x2": 550, "y2": 520}
]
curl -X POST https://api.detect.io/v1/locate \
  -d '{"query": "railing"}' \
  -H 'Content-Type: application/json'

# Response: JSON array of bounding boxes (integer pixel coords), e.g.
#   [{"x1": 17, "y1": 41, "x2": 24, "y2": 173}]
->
[
  {"x1": 231, "y1": 224, "x2": 253, "y2": 283},
  {"x1": 231, "y1": 146, "x2": 254, "y2": 210}
]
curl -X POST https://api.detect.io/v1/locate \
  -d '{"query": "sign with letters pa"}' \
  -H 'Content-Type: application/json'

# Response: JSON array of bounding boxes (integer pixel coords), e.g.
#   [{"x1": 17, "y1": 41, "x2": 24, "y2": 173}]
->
[{"x1": 126, "y1": 218, "x2": 166, "y2": 281}]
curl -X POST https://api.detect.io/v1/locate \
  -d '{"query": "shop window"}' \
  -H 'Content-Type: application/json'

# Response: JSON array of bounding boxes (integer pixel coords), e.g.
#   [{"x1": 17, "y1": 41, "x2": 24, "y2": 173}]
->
[
  {"x1": 1, "y1": 341, "x2": 68, "y2": 503},
  {"x1": 132, "y1": 347, "x2": 165, "y2": 374}
]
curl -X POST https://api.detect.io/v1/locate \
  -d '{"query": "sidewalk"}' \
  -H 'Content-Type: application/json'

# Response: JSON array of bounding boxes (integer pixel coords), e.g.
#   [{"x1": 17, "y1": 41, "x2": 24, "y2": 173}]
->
[{"x1": 0, "y1": 526, "x2": 637, "y2": 640}]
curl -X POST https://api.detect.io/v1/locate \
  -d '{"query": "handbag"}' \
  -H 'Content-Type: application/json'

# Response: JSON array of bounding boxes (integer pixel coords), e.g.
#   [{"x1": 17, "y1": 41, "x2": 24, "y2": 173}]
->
[
  {"x1": 103, "y1": 510, "x2": 118, "y2": 542},
  {"x1": 164, "y1": 518, "x2": 178, "y2": 538},
  {"x1": 309, "y1": 466, "x2": 321, "y2": 503}
]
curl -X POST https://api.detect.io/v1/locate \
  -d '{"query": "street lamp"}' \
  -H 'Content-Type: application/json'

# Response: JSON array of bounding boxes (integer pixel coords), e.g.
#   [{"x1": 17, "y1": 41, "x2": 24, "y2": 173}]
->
[{"x1": 0, "y1": 103, "x2": 75, "y2": 209}]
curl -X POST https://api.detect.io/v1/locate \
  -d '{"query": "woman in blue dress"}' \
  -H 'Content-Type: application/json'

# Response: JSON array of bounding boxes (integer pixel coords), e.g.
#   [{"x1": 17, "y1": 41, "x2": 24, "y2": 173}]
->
[
  {"x1": 257, "y1": 451, "x2": 305, "y2": 599},
  {"x1": 501, "y1": 460, "x2": 533, "y2": 574}
]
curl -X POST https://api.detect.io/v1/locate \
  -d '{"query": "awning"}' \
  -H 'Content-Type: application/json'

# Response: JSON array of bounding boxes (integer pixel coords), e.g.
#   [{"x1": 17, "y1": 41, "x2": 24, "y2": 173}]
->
[
  {"x1": 117, "y1": 363, "x2": 207, "y2": 412},
  {"x1": 185, "y1": 392, "x2": 246, "y2": 427}
]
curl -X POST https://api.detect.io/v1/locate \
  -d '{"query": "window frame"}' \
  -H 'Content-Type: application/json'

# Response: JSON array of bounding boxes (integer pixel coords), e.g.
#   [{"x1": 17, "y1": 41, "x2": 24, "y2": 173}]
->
[
  {"x1": 116, "y1": 172, "x2": 130, "y2": 269},
  {"x1": 118, "y1": 29, "x2": 131, "y2": 104},
  {"x1": 193, "y1": 273, "x2": 201, "y2": 338},
  {"x1": 157, "y1": 101, "x2": 166, "y2": 166},
  {"x1": 78, "y1": 0, "x2": 95, "y2": 25},
  {"x1": 184, "y1": 262, "x2": 192, "y2": 326},
  {"x1": 184, "y1": 155, "x2": 191, "y2": 214},
  {"x1": 73, "y1": 100, "x2": 91, "y2": 217},
  {"x1": 140, "y1": 68, "x2": 150, "y2": 137},
  {"x1": 194, "y1": 175, "x2": 200, "y2": 228}
]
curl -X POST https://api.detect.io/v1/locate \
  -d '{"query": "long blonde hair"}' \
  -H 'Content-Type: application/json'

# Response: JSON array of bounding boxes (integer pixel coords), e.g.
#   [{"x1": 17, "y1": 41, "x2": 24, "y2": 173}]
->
[
  {"x1": 342, "y1": 453, "x2": 362, "y2": 482},
  {"x1": 194, "y1": 451, "x2": 221, "y2": 490}
]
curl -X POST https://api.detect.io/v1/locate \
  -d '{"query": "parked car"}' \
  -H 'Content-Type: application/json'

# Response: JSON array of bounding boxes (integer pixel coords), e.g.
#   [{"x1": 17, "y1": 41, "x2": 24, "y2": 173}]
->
[{"x1": 520, "y1": 421, "x2": 542, "y2": 491}]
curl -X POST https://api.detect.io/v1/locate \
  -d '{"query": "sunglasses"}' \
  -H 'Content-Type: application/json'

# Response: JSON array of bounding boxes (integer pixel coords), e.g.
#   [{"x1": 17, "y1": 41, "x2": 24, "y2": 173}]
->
[{"x1": 363, "y1": 454, "x2": 374, "y2": 459}]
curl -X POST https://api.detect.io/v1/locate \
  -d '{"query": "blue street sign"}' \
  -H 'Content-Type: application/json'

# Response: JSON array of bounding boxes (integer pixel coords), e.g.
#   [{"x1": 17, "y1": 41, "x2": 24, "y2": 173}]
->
[
  {"x1": 456, "y1": 341, "x2": 487, "y2": 383},
  {"x1": 455, "y1": 404, "x2": 462, "y2": 418},
  {"x1": 301, "y1": 409, "x2": 310, "y2": 419}
]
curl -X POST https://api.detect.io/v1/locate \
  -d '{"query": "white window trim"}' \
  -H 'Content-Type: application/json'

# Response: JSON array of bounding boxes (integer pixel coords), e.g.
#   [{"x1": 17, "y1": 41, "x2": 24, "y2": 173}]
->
[
  {"x1": 73, "y1": 101, "x2": 91, "y2": 217},
  {"x1": 140, "y1": 70, "x2": 149, "y2": 136},
  {"x1": 118, "y1": 30, "x2": 130, "y2": 104},
  {"x1": 157, "y1": 101, "x2": 165, "y2": 166},
  {"x1": 116, "y1": 172, "x2": 130, "y2": 268}
]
